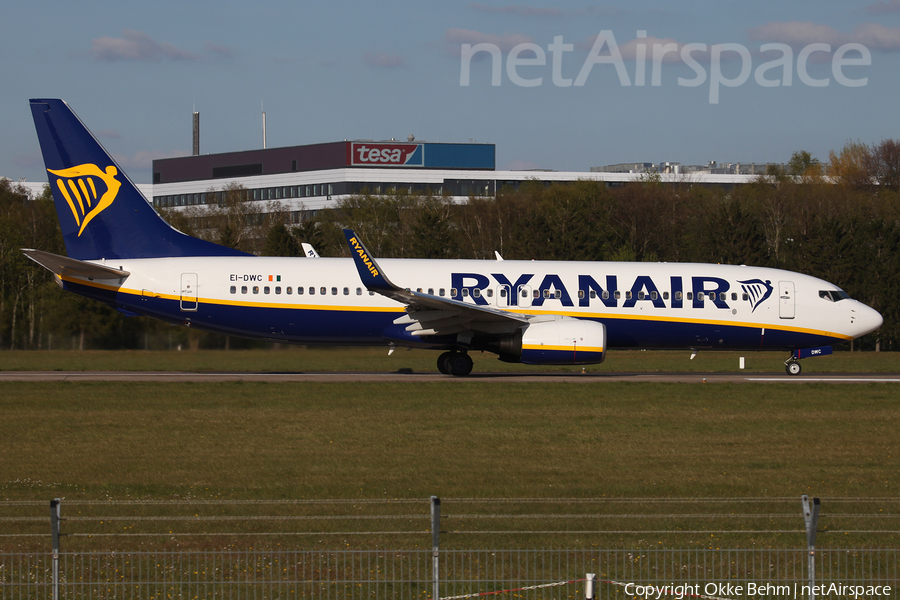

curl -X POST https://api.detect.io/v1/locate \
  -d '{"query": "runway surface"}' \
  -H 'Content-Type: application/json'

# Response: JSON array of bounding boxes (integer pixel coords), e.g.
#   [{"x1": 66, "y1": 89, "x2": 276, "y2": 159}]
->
[{"x1": 0, "y1": 371, "x2": 898, "y2": 383}]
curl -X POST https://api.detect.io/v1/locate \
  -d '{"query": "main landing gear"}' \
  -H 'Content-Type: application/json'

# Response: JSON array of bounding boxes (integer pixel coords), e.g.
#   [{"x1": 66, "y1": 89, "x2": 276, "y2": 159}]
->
[{"x1": 437, "y1": 351, "x2": 474, "y2": 377}]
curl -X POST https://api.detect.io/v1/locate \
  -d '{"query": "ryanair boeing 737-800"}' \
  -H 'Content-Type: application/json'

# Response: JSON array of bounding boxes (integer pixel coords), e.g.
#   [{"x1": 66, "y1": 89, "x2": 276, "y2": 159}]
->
[{"x1": 24, "y1": 99, "x2": 883, "y2": 376}]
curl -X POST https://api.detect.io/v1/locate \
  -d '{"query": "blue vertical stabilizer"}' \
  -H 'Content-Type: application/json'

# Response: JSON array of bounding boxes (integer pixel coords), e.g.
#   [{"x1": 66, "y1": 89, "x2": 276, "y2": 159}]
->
[{"x1": 29, "y1": 98, "x2": 250, "y2": 260}]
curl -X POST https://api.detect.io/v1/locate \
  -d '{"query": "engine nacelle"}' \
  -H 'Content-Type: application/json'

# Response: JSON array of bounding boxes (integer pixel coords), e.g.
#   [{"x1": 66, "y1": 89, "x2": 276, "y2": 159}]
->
[{"x1": 511, "y1": 318, "x2": 606, "y2": 365}]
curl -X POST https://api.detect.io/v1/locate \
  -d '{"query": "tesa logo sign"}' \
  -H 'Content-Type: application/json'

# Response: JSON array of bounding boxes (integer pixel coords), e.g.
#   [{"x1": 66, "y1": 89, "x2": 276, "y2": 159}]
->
[{"x1": 350, "y1": 142, "x2": 424, "y2": 167}]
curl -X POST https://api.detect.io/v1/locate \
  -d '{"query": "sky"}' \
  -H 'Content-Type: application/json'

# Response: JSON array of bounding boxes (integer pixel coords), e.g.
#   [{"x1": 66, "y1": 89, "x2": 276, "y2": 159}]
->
[{"x1": 3, "y1": 0, "x2": 900, "y2": 184}]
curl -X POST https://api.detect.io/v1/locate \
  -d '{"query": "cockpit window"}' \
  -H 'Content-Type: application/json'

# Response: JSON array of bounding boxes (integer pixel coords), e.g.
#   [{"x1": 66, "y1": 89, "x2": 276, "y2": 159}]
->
[{"x1": 819, "y1": 290, "x2": 850, "y2": 302}]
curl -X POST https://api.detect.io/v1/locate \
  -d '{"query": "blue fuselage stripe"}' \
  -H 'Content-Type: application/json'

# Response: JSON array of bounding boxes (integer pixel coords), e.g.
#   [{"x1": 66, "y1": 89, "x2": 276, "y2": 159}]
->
[{"x1": 64, "y1": 280, "x2": 843, "y2": 350}]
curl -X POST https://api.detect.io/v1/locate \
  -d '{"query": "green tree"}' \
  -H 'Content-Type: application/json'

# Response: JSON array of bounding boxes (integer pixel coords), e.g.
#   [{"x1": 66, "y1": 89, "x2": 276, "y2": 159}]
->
[{"x1": 262, "y1": 222, "x2": 301, "y2": 257}]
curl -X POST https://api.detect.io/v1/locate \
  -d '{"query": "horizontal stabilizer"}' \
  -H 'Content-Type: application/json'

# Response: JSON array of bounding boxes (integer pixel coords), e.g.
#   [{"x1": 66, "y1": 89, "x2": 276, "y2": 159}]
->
[{"x1": 22, "y1": 248, "x2": 130, "y2": 279}]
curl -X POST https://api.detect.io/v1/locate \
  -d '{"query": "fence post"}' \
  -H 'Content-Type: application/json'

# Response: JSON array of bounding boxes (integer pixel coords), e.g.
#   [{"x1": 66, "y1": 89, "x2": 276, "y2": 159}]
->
[
  {"x1": 50, "y1": 498, "x2": 61, "y2": 600},
  {"x1": 585, "y1": 572, "x2": 596, "y2": 600},
  {"x1": 802, "y1": 495, "x2": 820, "y2": 600},
  {"x1": 431, "y1": 496, "x2": 441, "y2": 600}
]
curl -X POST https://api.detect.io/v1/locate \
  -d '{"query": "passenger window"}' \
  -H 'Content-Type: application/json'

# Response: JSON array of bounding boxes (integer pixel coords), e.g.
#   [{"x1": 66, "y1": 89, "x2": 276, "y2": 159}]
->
[
  {"x1": 601, "y1": 291, "x2": 607, "y2": 300},
  {"x1": 686, "y1": 292, "x2": 693, "y2": 300},
  {"x1": 440, "y1": 288, "x2": 446, "y2": 297},
  {"x1": 309, "y1": 287, "x2": 315, "y2": 295},
  {"x1": 578, "y1": 290, "x2": 585, "y2": 299},
  {"x1": 614, "y1": 291, "x2": 621, "y2": 300},
  {"x1": 369, "y1": 290, "x2": 375, "y2": 296},
  {"x1": 275, "y1": 287, "x2": 281, "y2": 295},
  {"x1": 707, "y1": 292, "x2": 714, "y2": 301},
  {"x1": 651, "y1": 291, "x2": 658, "y2": 300},
  {"x1": 253, "y1": 286, "x2": 259, "y2": 294},
  {"x1": 521, "y1": 289, "x2": 528, "y2": 298},
  {"x1": 450, "y1": 288, "x2": 457, "y2": 297},
  {"x1": 533, "y1": 289, "x2": 540, "y2": 299},
  {"x1": 428, "y1": 288, "x2": 434, "y2": 295},
  {"x1": 343, "y1": 287, "x2": 349, "y2": 295},
  {"x1": 320, "y1": 287, "x2": 326, "y2": 295},
  {"x1": 675, "y1": 291, "x2": 682, "y2": 301},
  {"x1": 625, "y1": 291, "x2": 632, "y2": 300},
  {"x1": 500, "y1": 288, "x2": 507, "y2": 298},
  {"x1": 698, "y1": 292, "x2": 705, "y2": 301},
  {"x1": 731, "y1": 292, "x2": 737, "y2": 301},
  {"x1": 357, "y1": 287, "x2": 362, "y2": 295},
  {"x1": 287, "y1": 287, "x2": 293, "y2": 295},
  {"x1": 555, "y1": 290, "x2": 561, "y2": 299},
  {"x1": 487, "y1": 289, "x2": 493, "y2": 298},
  {"x1": 743, "y1": 293, "x2": 749, "y2": 301},
  {"x1": 663, "y1": 291, "x2": 669, "y2": 300},
  {"x1": 264, "y1": 286, "x2": 270, "y2": 294},
  {"x1": 417, "y1": 288, "x2": 423, "y2": 293},
  {"x1": 638, "y1": 291, "x2": 645, "y2": 300},
  {"x1": 473, "y1": 289, "x2": 481, "y2": 298},
  {"x1": 543, "y1": 289, "x2": 550, "y2": 299},
  {"x1": 241, "y1": 286, "x2": 248, "y2": 294},
  {"x1": 230, "y1": 286, "x2": 236, "y2": 294}
]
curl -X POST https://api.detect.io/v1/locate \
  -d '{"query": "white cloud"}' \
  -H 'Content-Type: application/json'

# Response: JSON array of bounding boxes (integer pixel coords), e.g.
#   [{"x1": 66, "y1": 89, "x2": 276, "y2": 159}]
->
[
  {"x1": 91, "y1": 29, "x2": 198, "y2": 61},
  {"x1": 748, "y1": 21, "x2": 900, "y2": 52},
  {"x1": 865, "y1": 0, "x2": 900, "y2": 14},
  {"x1": 362, "y1": 52, "x2": 408, "y2": 69},
  {"x1": 445, "y1": 28, "x2": 533, "y2": 56}
]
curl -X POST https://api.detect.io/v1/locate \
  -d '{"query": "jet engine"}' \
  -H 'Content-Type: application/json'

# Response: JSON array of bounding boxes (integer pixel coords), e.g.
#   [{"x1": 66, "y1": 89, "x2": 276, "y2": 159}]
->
[{"x1": 496, "y1": 317, "x2": 606, "y2": 365}]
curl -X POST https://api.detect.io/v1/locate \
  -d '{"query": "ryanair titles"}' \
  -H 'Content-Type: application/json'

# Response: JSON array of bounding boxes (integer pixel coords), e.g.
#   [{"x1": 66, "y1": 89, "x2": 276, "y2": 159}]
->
[
  {"x1": 348, "y1": 237, "x2": 379, "y2": 277},
  {"x1": 451, "y1": 272, "x2": 774, "y2": 311}
]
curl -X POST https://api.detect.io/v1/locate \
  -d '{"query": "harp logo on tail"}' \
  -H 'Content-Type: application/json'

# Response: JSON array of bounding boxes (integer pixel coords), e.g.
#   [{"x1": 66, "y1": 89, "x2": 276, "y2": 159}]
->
[
  {"x1": 47, "y1": 164, "x2": 121, "y2": 236},
  {"x1": 738, "y1": 278, "x2": 774, "y2": 313}
]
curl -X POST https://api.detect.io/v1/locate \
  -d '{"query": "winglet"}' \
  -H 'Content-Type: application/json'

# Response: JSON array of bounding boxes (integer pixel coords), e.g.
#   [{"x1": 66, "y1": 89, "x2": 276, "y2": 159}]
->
[
  {"x1": 301, "y1": 243, "x2": 320, "y2": 258},
  {"x1": 343, "y1": 229, "x2": 398, "y2": 292}
]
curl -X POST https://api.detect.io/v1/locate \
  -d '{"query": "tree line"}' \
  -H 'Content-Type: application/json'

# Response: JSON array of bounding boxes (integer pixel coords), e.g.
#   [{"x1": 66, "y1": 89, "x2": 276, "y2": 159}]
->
[{"x1": 1, "y1": 140, "x2": 897, "y2": 351}]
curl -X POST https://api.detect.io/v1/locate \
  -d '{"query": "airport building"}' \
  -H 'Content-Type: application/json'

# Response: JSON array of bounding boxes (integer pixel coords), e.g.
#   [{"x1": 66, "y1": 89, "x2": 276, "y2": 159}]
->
[{"x1": 150, "y1": 138, "x2": 763, "y2": 220}]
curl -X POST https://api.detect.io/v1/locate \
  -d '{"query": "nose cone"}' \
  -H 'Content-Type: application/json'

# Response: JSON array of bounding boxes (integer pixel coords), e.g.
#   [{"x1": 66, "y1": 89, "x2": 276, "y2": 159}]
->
[{"x1": 855, "y1": 302, "x2": 883, "y2": 338}]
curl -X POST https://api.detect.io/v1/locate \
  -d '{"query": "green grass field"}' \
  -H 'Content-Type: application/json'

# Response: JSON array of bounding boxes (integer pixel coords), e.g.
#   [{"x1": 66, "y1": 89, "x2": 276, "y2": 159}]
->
[{"x1": 1, "y1": 375, "x2": 898, "y2": 551}]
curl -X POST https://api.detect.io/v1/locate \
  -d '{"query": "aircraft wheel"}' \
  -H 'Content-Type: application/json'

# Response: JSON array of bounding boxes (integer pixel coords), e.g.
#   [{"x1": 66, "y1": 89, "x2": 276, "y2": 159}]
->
[
  {"x1": 437, "y1": 352, "x2": 453, "y2": 374},
  {"x1": 448, "y1": 353, "x2": 474, "y2": 377},
  {"x1": 786, "y1": 361, "x2": 802, "y2": 376}
]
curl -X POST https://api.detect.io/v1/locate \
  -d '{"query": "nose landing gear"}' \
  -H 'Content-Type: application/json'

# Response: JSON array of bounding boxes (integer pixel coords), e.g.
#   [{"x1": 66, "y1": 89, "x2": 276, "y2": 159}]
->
[
  {"x1": 785, "y1": 345, "x2": 833, "y2": 375},
  {"x1": 785, "y1": 357, "x2": 802, "y2": 375}
]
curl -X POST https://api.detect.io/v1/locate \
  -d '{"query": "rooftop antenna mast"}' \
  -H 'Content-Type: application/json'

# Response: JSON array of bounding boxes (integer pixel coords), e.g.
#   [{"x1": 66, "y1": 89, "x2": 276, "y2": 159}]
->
[{"x1": 261, "y1": 101, "x2": 267, "y2": 149}]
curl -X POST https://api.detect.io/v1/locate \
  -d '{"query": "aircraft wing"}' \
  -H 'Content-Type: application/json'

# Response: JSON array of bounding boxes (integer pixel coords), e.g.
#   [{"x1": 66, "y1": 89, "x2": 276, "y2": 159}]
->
[
  {"x1": 22, "y1": 248, "x2": 130, "y2": 280},
  {"x1": 343, "y1": 229, "x2": 527, "y2": 337}
]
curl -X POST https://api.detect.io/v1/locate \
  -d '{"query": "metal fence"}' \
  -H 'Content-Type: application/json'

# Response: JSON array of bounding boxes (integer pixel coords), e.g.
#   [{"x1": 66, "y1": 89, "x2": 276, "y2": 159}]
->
[{"x1": 1, "y1": 548, "x2": 898, "y2": 599}]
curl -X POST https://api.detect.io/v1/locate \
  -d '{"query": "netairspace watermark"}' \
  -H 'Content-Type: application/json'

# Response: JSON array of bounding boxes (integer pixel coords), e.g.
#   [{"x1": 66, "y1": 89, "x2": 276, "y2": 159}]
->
[
  {"x1": 459, "y1": 31, "x2": 871, "y2": 104},
  {"x1": 623, "y1": 581, "x2": 892, "y2": 599}
]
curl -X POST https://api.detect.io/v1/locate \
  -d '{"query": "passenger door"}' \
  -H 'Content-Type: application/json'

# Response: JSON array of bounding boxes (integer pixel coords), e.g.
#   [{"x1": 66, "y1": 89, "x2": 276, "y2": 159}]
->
[
  {"x1": 180, "y1": 273, "x2": 198, "y2": 311},
  {"x1": 778, "y1": 280, "x2": 795, "y2": 319}
]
